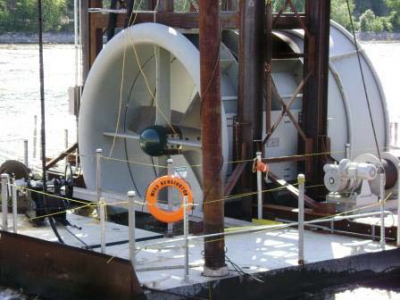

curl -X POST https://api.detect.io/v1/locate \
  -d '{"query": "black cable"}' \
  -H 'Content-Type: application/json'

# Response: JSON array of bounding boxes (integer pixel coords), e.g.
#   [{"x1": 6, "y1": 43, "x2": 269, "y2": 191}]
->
[
  {"x1": 63, "y1": 225, "x2": 92, "y2": 249},
  {"x1": 345, "y1": 0, "x2": 382, "y2": 162},
  {"x1": 38, "y1": 0, "x2": 64, "y2": 244},
  {"x1": 84, "y1": 234, "x2": 164, "y2": 250},
  {"x1": 121, "y1": 55, "x2": 156, "y2": 203}
]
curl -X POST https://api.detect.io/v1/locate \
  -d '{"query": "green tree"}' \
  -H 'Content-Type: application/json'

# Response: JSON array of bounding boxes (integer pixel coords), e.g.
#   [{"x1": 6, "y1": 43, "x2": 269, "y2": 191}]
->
[
  {"x1": 331, "y1": 0, "x2": 357, "y2": 31},
  {"x1": 354, "y1": 0, "x2": 388, "y2": 17},
  {"x1": 387, "y1": 0, "x2": 400, "y2": 31},
  {"x1": 386, "y1": 0, "x2": 400, "y2": 9},
  {"x1": 360, "y1": 9, "x2": 376, "y2": 32},
  {"x1": 371, "y1": 17, "x2": 384, "y2": 32},
  {"x1": 272, "y1": 0, "x2": 304, "y2": 13}
]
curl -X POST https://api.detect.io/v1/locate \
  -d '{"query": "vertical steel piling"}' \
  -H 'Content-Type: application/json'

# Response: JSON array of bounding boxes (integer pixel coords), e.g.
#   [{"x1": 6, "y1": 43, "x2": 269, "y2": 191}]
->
[{"x1": 199, "y1": 0, "x2": 227, "y2": 277}]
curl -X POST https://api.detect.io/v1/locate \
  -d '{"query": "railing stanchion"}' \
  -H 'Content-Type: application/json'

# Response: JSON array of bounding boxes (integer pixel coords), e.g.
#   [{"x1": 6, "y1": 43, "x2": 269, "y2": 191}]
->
[
  {"x1": 33, "y1": 115, "x2": 37, "y2": 159},
  {"x1": 345, "y1": 143, "x2": 351, "y2": 159},
  {"x1": 128, "y1": 191, "x2": 136, "y2": 267},
  {"x1": 24, "y1": 140, "x2": 29, "y2": 168},
  {"x1": 99, "y1": 197, "x2": 106, "y2": 254},
  {"x1": 183, "y1": 195, "x2": 189, "y2": 282},
  {"x1": 167, "y1": 158, "x2": 174, "y2": 237},
  {"x1": 11, "y1": 177, "x2": 17, "y2": 233},
  {"x1": 96, "y1": 149, "x2": 102, "y2": 203},
  {"x1": 257, "y1": 152, "x2": 263, "y2": 220},
  {"x1": 1, "y1": 174, "x2": 9, "y2": 232},
  {"x1": 64, "y1": 129, "x2": 69, "y2": 164},
  {"x1": 298, "y1": 174, "x2": 305, "y2": 265},
  {"x1": 380, "y1": 172, "x2": 386, "y2": 250},
  {"x1": 397, "y1": 163, "x2": 400, "y2": 248}
]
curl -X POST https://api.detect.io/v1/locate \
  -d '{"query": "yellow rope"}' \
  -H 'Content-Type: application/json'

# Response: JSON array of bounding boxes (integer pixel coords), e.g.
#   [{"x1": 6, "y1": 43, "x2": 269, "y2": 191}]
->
[
  {"x1": 109, "y1": 0, "x2": 145, "y2": 158},
  {"x1": 78, "y1": 144, "x2": 390, "y2": 171},
  {"x1": 27, "y1": 203, "x2": 96, "y2": 222}
]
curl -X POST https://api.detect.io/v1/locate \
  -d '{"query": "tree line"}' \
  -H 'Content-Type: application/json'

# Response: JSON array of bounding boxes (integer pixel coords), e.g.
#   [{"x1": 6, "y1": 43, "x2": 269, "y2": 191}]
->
[{"x1": 0, "y1": 0, "x2": 399, "y2": 33}]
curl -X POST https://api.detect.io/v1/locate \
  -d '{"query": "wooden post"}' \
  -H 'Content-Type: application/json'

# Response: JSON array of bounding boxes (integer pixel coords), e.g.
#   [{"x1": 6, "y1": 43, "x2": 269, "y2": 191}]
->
[{"x1": 199, "y1": 0, "x2": 228, "y2": 277}]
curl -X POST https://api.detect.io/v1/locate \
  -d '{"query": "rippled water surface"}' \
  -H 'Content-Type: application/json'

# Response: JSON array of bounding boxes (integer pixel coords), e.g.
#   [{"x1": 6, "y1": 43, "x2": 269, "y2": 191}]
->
[
  {"x1": 0, "y1": 42, "x2": 399, "y2": 299},
  {"x1": 0, "y1": 44, "x2": 77, "y2": 163}
]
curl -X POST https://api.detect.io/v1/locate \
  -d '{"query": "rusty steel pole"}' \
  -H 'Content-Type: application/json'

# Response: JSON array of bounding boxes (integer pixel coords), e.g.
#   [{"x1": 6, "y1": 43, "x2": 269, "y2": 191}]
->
[
  {"x1": 199, "y1": 0, "x2": 228, "y2": 277},
  {"x1": 237, "y1": 0, "x2": 265, "y2": 220},
  {"x1": 303, "y1": 0, "x2": 331, "y2": 187}
]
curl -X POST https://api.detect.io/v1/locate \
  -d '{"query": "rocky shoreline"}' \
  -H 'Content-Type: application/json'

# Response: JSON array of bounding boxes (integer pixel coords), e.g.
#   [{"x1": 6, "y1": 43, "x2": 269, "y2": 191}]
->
[
  {"x1": 358, "y1": 32, "x2": 400, "y2": 41},
  {"x1": 0, "y1": 31, "x2": 399, "y2": 44},
  {"x1": 0, "y1": 32, "x2": 74, "y2": 44}
]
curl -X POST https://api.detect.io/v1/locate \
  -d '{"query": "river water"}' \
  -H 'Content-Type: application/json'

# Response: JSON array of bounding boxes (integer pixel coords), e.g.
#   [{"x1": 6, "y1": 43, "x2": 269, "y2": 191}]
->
[{"x1": 0, "y1": 42, "x2": 399, "y2": 298}]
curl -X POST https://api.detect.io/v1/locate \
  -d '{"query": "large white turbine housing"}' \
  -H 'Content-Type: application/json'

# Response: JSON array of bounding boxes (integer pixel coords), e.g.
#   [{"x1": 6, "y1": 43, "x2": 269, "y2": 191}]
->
[{"x1": 79, "y1": 22, "x2": 389, "y2": 210}]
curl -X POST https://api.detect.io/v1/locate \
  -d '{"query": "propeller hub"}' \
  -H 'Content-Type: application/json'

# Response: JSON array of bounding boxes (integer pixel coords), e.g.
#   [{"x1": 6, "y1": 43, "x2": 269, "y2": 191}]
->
[{"x1": 139, "y1": 125, "x2": 168, "y2": 156}]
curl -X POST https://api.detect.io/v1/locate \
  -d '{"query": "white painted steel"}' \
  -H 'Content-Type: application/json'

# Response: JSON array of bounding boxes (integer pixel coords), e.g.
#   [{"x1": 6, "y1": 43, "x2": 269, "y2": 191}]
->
[
  {"x1": 398, "y1": 163, "x2": 400, "y2": 247},
  {"x1": 380, "y1": 173, "x2": 386, "y2": 250},
  {"x1": 1, "y1": 174, "x2": 8, "y2": 231},
  {"x1": 99, "y1": 197, "x2": 106, "y2": 254},
  {"x1": 33, "y1": 115, "x2": 38, "y2": 159},
  {"x1": 128, "y1": 191, "x2": 136, "y2": 266},
  {"x1": 79, "y1": 22, "x2": 388, "y2": 206},
  {"x1": 298, "y1": 174, "x2": 305, "y2": 265},
  {"x1": 279, "y1": 22, "x2": 389, "y2": 162},
  {"x1": 167, "y1": 158, "x2": 174, "y2": 237},
  {"x1": 96, "y1": 149, "x2": 102, "y2": 203},
  {"x1": 256, "y1": 152, "x2": 263, "y2": 220},
  {"x1": 11, "y1": 177, "x2": 17, "y2": 233},
  {"x1": 79, "y1": 24, "x2": 232, "y2": 211},
  {"x1": 23, "y1": 140, "x2": 28, "y2": 169},
  {"x1": 183, "y1": 195, "x2": 189, "y2": 282}
]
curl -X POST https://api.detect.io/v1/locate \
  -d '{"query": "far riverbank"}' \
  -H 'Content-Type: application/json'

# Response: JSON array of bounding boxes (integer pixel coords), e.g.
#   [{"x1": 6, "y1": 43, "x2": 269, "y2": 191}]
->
[{"x1": 0, "y1": 31, "x2": 399, "y2": 44}]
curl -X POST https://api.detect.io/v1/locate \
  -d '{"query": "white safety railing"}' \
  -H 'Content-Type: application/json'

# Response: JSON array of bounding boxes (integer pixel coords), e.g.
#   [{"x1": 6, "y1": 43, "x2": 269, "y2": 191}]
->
[
  {"x1": 398, "y1": 163, "x2": 400, "y2": 248},
  {"x1": 11, "y1": 176, "x2": 17, "y2": 233},
  {"x1": 0, "y1": 143, "x2": 397, "y2": 281},
  {"x1": 298, "y1": 174, "x2": 305, "y2": 265},
  {"x1": 256, "y1": 152, "x2": 263, "y2": 220},
  {"x1": 183, "y1": 195, "x2": 190, "y2": 282},
  {"x1": 1, "y1": 173, "x2": 9, "y2": 231},
  {"x1": 128, "y1": 191, "x2": 136, "y2": 267}
]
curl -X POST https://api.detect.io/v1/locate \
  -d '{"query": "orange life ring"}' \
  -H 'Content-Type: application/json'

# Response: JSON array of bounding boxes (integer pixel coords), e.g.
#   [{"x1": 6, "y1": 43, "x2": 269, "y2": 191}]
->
[{"x1": 146, "y1": 175, "x2": 193, "y2": 223}]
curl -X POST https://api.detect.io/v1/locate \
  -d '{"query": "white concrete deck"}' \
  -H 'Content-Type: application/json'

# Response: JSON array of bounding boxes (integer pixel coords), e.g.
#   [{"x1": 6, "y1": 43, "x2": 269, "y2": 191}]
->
[{"x1": 0, "y1": 212, "x2": 396, "y2": 292}]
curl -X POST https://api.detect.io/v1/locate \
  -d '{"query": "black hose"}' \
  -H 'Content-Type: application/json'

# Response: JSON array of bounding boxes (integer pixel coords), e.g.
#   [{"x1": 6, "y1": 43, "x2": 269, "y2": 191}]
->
[{"x1": 38, "y1": 0, "x2": 64, "y2": 244}]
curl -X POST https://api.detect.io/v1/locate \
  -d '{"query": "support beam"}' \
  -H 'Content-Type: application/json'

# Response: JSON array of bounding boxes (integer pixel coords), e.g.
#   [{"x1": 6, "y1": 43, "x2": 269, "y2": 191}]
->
[
  {"x1": 265, "y1": 0, "x2": 273, "y2": 135},
  {"x1": 237, "y1": 0, "x2": 265, "y2": 220},
  {"x1": 199, "y1": 0, "x2": 227, "y2": 277},
  {"x1": 80, "y1": 0, "x2": 90, "y2": 83},
  {"x1": 89, "y1": 0, "x2": 103, "y2": 68},
  {"x1": 89, "y1": 12, "x2": 305, "y2": 30},
  {"x1": 106, "y1": 0, "x2": 118, "y2": 41},
  {"x1": 302, "y1": 0, "x2": 331, "y2": 185}
]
